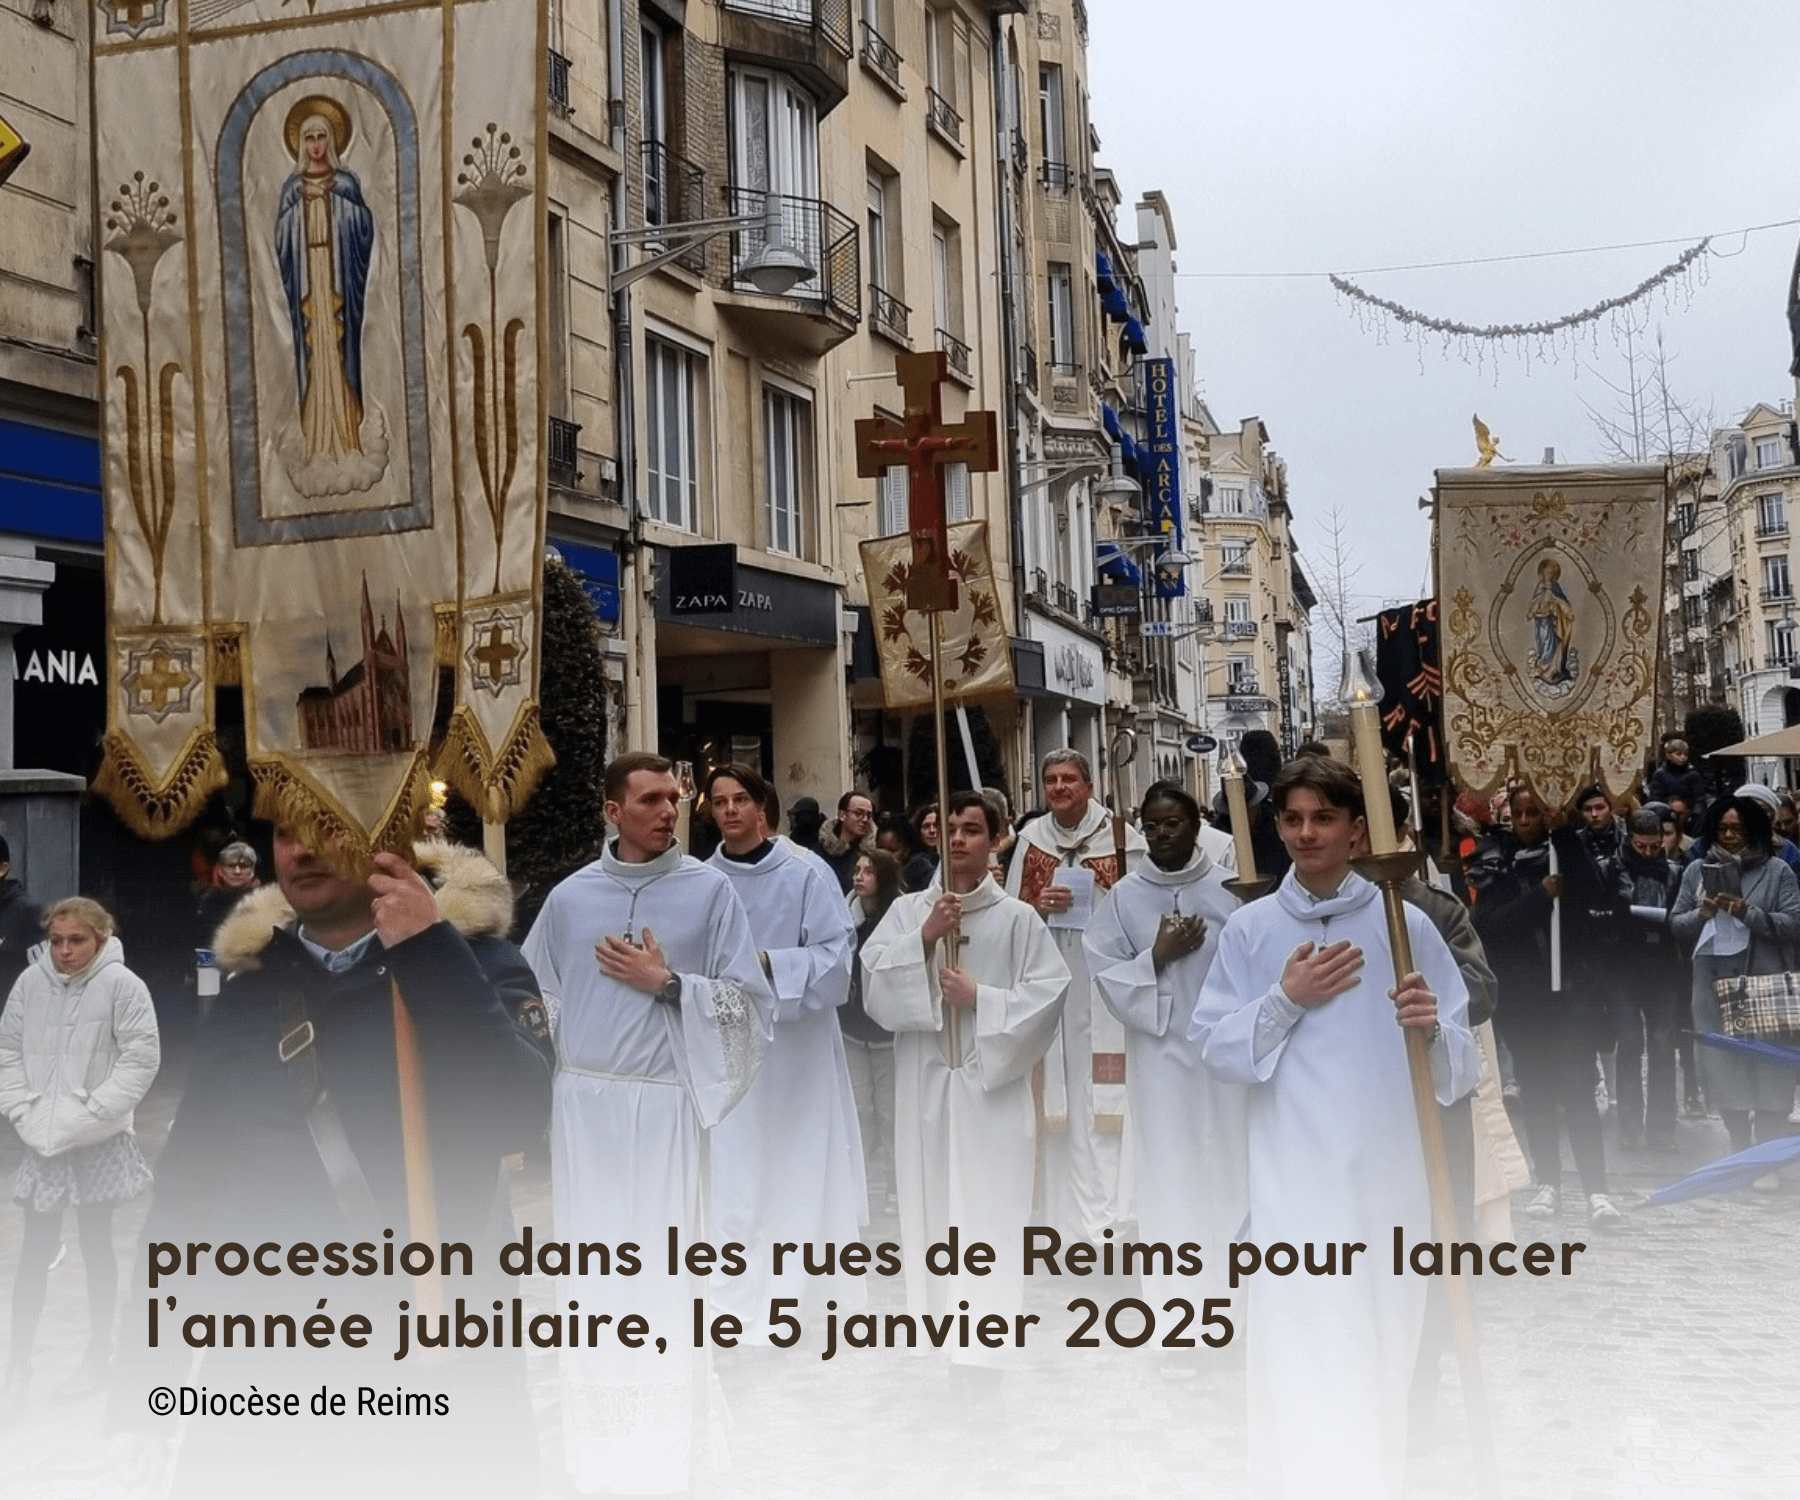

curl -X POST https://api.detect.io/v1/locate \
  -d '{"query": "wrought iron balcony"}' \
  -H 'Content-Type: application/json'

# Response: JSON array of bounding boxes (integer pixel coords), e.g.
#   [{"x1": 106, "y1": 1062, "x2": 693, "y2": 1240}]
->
[
  {"x1": 1761, "y1": 585, "x2": 1794, "y2": 604},
  {"x1": 1030, "y1": 567, "x2": 1049, "y2": 599},
  {"x1": 1039, "y1": 160, "x2": 1073, "y2": 190},
  {"x1": 547, "y1": 48, "x2": 571, "y2": 111},
  {"x1": 937, "y1": 327, "x2": 971, "y2": 380},
  {"x1": 1053, "y1": 581, "x2": 1081, "y2": 618},
  {"x1": 639, "y1": 142, "x2": 709, "y2": 272},
  {"x1": 722, "y1": 187, "x2": 860, "y2": 328},
  {"x1": 1221, "y1": 558, "x2": 1252, "y2": 576},
  {"x1": 548, "y1": 416, "x2": 582, "y2": 484},
  {"x1": 859, "y1": 20, "x2": 902, "y2": 90},
  {"x1": 1757, "y1": 519, "x2": 1790, "y2": 539},
  {"x1": 1765, "y1": 654, "x2": 1798, "y2": 670},
  {"x1": 926, "y1": 87, "x2": 963, "y2": 149},
  {"x1": 720, "y1": 0, "x2": 852, "y2": 110},
  {"x1": 870, "y1": 283, "x2": 910, "y2": 345},
  {"x1": 724, "y1": 0, "x2": 851, "y2": 53}
]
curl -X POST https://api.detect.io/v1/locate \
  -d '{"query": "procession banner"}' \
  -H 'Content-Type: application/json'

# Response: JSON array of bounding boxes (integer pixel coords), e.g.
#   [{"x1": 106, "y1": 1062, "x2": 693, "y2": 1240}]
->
[
  {"x1": 1374, "y1": 599, "x2": 1445, "y2": 785},
  {"x1": 92, "y1": 0, "x2": 552, "y2": 861},
  {"x1": 1436, "y1": 464, "x2": 1666, "y2": 811},
  {"x1": 859, "y1": 521, "x2": 1015, "y2": 708}
]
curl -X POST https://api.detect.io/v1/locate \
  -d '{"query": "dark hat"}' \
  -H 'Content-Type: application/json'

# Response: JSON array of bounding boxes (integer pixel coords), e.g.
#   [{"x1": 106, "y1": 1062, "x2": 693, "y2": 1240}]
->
[{"x1": 788, "y1": 795, "x2": 821, "y2": 815}]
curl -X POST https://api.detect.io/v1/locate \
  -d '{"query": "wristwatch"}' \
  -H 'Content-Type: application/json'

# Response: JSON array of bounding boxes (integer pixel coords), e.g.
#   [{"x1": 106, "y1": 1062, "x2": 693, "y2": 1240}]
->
[{"x1": 655, "y1": 971, "x2": 682, "y2": 1004}]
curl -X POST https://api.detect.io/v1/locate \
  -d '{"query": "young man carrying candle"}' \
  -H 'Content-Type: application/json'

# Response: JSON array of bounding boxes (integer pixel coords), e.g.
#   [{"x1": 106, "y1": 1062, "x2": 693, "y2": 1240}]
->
[{"x1": 1189, "y1": 755, "x2": 1479, "y2": 1500}]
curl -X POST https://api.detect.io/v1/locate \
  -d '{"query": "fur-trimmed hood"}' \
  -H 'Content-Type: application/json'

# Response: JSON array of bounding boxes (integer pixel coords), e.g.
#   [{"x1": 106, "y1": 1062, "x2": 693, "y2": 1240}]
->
[
  {"x1": 211, "y1": 839, "x2": 515, "y2": 977},
  {"x1": 817, "y1": 820, "x2": 864, "y2": 861}
]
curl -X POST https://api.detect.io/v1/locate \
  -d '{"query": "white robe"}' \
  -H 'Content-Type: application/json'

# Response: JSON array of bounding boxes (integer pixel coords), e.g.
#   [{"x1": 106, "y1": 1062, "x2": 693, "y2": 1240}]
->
[
  {"x1": 1004, "y1": 802, "x2": 1146, "y2": 1239},
  {"x1": 1189, "y1": 870, "x2": 1479, "y2": 1500},
  {"x1": 860, "y1": 875, "x2": 1068, "y2": 1365},
  {"x1": 522, "y1": 843, "x2": 773, "y2": 1496},
  {"x1": 1084, "y1": 848, "x2": 1248, "y2": 1307},
  {"x1": 706, "y1": 839, "x2": 866, "y2": 1331}
]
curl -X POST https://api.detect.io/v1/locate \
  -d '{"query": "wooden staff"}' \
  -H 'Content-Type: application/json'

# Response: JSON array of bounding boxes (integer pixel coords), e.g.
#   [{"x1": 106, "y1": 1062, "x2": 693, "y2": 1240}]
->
[
  {"x1": 391, "y1": 979, "x2": 445, "y2": 1364},
  {"x1": 929, "y1": 612, "x2": 962, "y2": 1068},
  {"x1": 1349, "y1": 708, "x2": 1499, "y2": 1498},
  {"x1": 1109, "y1": 724, "x2": 1137, "y2": 874}
]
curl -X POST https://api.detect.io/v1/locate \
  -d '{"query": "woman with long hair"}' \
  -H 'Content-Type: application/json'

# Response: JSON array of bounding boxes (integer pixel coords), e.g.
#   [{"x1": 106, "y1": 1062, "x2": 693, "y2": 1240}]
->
[
  {"x1": 0, "y1": 897, "x2": 159, "y2": 1418},
  {"x1": 1671, "y1": 794, "x2": 1800, "y2": 1162}
]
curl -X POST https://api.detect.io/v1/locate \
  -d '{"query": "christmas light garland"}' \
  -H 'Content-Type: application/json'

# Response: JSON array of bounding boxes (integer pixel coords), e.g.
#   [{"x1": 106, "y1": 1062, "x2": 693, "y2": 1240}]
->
[{"x1": 1331, "y1": 238, "x2": 1712, "y2": 368}]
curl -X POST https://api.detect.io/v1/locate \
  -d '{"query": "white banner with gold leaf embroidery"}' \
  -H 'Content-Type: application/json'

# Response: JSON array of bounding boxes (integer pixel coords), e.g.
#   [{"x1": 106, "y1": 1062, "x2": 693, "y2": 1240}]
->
[
  {"x1": 1436, "y1": 464, "x2": 1666, "y2": 811},
  {"x1": 93, "y1": 0, "x2": 551, "y2": 856},
  {"x1": 859, "y1": 522, "x2": 1014, "y2": 708}
]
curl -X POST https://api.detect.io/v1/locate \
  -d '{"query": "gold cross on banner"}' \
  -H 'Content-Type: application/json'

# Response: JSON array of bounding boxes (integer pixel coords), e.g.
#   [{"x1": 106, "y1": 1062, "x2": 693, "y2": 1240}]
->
[
  {"x1": 471, "y1": 624, "x2": 520, "y2": 685},
  {"x1": 854, "y1": 351, "x2": 998, "y2": 612},
  {"x1": 135, "y1": 650, "x2": 189, "y2": 710}
]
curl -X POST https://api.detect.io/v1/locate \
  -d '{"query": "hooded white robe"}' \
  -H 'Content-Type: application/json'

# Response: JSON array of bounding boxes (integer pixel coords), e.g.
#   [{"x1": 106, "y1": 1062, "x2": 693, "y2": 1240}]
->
[
  {"x1": 522, "y1": 843, "x2": 772, "y2": 1496},
  {"x1": 1189, "y1": 869, "x2": 1479, "y2": 1500},
  {"x1": 860, "y1": 874, "x2": 1068, "y2": 1364},
  {"x1": 1005, "y1": 801, "x2": 1146, "y2": 1239},
  {"x1": 706, "y1": 838, "x2": 865, "y2": 1330},
  {"x1": 1084, "y1": 846, "x2": 1247, "y2": 1307}
]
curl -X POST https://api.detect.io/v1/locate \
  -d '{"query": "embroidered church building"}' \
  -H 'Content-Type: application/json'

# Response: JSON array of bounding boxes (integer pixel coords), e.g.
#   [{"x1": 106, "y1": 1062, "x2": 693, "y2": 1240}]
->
[{"x1": 297, "y1": 576, "x2": 414, "y2": 754}]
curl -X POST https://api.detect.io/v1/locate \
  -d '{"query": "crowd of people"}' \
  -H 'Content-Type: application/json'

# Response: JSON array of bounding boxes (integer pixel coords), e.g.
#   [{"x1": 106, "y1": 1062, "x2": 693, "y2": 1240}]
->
[{"x1": 0, "y1": 728, "x2": 1790, "y2": 1497}]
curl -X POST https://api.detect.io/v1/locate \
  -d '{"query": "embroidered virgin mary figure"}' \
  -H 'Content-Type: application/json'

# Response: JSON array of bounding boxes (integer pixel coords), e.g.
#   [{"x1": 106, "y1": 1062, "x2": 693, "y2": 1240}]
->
[{"x1": 274, "y1": 95, "x2": 387, "y2": 497}]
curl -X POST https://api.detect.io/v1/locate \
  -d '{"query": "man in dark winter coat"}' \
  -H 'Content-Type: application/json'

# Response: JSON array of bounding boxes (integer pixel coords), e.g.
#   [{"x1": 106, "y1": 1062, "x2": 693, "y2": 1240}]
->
[
  {"x1": 1468, "y1": 786, "x2": 1629, "y2": 1228},
  {"x1": 111, "y1": 833, "x2": 552, "y2": 1496},
  {"x1": 1612, "y1": 810, "x2": 1682, "y2": 1151}
]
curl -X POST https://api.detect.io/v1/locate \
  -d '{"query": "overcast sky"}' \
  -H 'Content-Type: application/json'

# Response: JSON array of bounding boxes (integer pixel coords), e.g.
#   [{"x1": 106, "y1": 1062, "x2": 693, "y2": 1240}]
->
[{"x1": 1089, "y1": 0, "x2": 1800, "y2": 626}]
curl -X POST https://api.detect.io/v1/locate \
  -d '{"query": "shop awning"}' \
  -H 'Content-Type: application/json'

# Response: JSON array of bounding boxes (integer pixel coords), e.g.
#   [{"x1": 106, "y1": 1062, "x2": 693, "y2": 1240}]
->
[{"x1": 1095, "y1": 539, "x2": 1142, "y2": 585}]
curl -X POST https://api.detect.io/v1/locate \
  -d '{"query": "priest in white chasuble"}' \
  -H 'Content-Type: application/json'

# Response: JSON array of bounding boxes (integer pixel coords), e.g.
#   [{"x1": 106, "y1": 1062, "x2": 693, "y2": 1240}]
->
[
  {"x1": 521, "y1": 752, "x2": 773, "y2": 1496},
  {"x1": 703, "y1": 763, "x2": 866, "y2": 1333},
  {"x1": 1189, "y1": 755, "x2": 1479, "y2": 1500},
  {"x1": 1084, "y1": 780, "x2": 1248, "y2": 1311},
  {"x1": 861, "y1": 789, "x2": 1069, "y2": 1373},
  {"x1": 1004, "y1": 748, "x2": 1146, "y2": 1240}
]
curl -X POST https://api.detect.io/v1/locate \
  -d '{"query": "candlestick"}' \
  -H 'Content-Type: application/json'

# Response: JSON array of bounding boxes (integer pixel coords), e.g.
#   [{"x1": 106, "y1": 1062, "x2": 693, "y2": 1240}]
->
[
  {"x1": 1223, "y1": 753, "x2": 1257, "y2": 877},
  {"x1": 1341, "y1": 649, "x2": 1398, "y2": 855}
]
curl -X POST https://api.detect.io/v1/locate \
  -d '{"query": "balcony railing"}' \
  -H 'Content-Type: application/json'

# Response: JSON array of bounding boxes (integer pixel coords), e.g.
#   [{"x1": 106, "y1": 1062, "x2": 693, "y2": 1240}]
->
[
  {"x1": 1765, "y1": 654, "x2": 1798, "y2": 670},
  {"x1": 859, "y1": 20, "x2": 902, "y2": 89},
  {"x1": 548, "y1": 416, "x2": 582, "y2": 483},
  {"x1": 937, "y1": 327, "x2": 971, "y2": 379},
  {"x1": 1020, "y1": 342, "x2": 1038, "y2": 393},
  {"x1": 1221, "y1": 558, "x2": 1252, "y2": 576},
  {"x1": 1040, "y1": 160, "x2": 1073, "y2": 190},
  {"x1": 1757, "y1": 519, "x2": 1790, "y2": 539},
  {"x1": 926, "y1": 87, "x2": 963, "y2": 148},
  {"x1": 1031, "y1": 567, "x2": 1049, "y2": 599},
  {"x1": 1049, "y1": 361, "x2": 1082, "y2": 384},
  {"x1": 640, "y1": 142, "x2": 709, "y2": 272},
  {"x1": 722, "y1": 187, "x2": 860, "y2": 327},
  {"x1": 870, "y1": 284, "x2": 910, "y2": 345},
  {"x1": 725, "y1": 0, "x2": 852, "y2": 56},
  {"x1": 1053, "y1": 582, "x2": 1081, "y2": 618},
  {"x1": 547, "y1": 48, "x2": 571, "y2": 111},
  {"x1": 1761, "y1": 585, "x2": 1794, "y2": 603}
]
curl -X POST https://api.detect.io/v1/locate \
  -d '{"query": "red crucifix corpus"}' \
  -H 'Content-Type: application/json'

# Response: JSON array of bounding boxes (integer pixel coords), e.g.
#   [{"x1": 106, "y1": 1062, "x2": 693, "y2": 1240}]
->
[{"x1": 855, "y1": 351, "x2": 999, "y2": 612}]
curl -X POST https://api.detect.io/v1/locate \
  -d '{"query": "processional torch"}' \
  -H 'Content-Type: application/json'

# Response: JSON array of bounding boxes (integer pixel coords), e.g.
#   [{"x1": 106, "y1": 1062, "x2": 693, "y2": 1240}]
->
[
  {"x1": 1219, "y1": 748, "x2": 1274, "y2": 902},
  {"x1": 1343, "y1": 649, "x2": 1500, "y2": 1498}
]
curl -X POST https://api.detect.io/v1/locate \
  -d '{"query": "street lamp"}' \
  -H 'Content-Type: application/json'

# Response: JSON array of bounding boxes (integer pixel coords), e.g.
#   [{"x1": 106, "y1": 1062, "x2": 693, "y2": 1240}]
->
[{"x1": 608, "y1": 195, "x2": 814, "y2": 295}]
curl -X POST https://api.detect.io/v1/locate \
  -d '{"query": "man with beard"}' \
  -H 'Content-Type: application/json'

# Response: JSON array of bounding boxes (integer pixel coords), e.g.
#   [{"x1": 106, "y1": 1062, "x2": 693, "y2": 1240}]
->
[
  {"x1": 1083, "y1": 782, "x2": 1246, "y2": 1319},
  {"x1": 1005, "y1": 748, "x2": 1145, "y2": 1240},
  {"x1": 703, "y1": 763, "x2": 864, "y2": 1335},
  {"x1": 1612, "y1": 809, "x2": 1682, "y2": 1151}
]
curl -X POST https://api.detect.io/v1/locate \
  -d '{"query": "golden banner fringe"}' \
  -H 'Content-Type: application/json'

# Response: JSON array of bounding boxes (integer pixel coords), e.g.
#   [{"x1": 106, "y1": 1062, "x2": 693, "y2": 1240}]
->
[
  {"x1": 248, "y1": 751, "x2": 435, "y2": 876},
  {"x1": 433, "y1": 604, "x2": 460, "y2": 668},
  {"x1": 432, "y1": 702, "x2": 555, "y2": 824},
  {"x1": 93, "y1": 727, "x2": 230, "y2": 840}
]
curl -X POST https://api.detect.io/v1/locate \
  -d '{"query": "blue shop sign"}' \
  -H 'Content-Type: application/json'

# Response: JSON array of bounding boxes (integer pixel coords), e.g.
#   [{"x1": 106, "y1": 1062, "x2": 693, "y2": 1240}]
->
[{"x1": 1142, "y1": 358, "x2": 1184, "y2": 599}]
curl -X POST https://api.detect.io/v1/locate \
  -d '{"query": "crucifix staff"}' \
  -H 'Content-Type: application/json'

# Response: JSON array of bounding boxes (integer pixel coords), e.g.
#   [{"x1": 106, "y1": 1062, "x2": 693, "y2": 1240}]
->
[{"x1": 855, "y1": 352, "x2": 999, "y2": 1068}]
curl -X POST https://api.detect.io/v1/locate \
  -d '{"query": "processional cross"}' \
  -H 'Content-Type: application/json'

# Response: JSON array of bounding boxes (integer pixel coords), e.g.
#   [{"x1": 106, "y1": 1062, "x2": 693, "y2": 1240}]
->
[
  {"x1": 854, "y1": 352, "x2": 998, "y2": 611},
  {"x1": 854, "y1": 353, "x2": 1000, "y2": 1064}
]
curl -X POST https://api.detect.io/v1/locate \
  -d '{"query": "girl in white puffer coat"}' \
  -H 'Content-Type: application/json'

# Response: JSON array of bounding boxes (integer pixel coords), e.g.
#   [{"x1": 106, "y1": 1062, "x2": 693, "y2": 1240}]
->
[{"x1": 0, "y1": 897, "x2": 159, "y2": 1419}]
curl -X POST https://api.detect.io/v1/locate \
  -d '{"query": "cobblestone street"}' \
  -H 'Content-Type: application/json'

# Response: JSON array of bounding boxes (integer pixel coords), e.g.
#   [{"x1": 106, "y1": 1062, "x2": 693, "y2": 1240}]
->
[{"x1": 4, "y1": 1053, "x2": 1797, "y2": 1499}]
